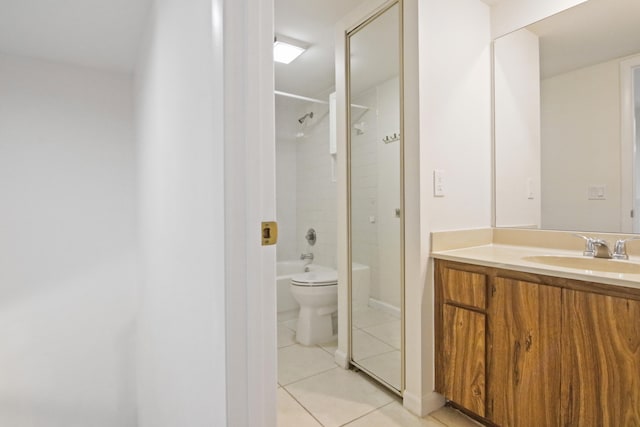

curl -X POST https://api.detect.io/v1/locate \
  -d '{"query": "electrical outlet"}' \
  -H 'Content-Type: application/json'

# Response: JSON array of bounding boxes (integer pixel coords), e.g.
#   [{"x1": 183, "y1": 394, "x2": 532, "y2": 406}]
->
[{"x1": 588, "y1": 185, "x2": 606, "y2": 200}]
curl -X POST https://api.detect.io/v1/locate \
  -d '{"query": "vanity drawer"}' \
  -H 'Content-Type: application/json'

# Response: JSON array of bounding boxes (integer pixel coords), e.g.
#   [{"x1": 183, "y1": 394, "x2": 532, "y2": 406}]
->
[{"x1": 441, "y1": 266, "x2": 487, "y2": 310}]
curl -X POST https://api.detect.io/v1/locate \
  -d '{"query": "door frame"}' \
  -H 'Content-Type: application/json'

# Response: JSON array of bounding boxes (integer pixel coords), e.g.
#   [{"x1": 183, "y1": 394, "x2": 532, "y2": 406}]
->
[
  {"x1": 620, "y1": 54, "x2": 640, "y2": 233},
  {"x1": 224, "y1": 0, "x2": 277, "y2": 425}
]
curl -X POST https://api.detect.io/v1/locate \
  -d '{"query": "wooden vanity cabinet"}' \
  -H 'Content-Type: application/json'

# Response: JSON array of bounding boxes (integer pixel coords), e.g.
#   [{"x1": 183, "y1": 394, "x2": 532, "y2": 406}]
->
[
  {"x1": 487, "y1": 277, "x2": 561, "y2": 427},
  {"x1": 435, "y1": 264, "x2": 488, "y2": 418},
  {"x1": 435, "y1": 259, "x2": 640, "y2": 427},
  {"x1": 561, "y1": 290, "x2": 640, "y2": 426}
]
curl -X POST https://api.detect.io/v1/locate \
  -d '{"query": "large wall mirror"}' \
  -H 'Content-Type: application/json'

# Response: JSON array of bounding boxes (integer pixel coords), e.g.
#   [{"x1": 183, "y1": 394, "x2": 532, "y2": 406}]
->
[
  {"x1": 347, "y1": 0, "x2": 403, "y2": 393},
  {"x1": 494, "y1": 0, "x2": 640, "y2": 233}
]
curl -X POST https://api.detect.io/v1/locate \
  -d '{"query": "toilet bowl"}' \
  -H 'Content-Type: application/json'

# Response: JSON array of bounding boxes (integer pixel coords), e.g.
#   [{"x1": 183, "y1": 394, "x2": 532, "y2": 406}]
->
[{"x1": 289, "y1": 270, "x2": 338, "y2": 345}]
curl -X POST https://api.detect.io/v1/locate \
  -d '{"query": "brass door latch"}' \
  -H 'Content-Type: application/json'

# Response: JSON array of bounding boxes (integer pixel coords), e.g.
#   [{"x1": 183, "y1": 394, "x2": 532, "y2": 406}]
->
[{"x1": 261, "y1": 221, "x2": 278, "y2": 246}]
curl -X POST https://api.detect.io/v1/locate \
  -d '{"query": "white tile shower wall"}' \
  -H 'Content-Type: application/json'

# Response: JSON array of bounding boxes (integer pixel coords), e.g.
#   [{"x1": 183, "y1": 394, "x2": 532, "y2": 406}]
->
[
  {"x1": 376, "y1": 77, "x2": 401, "y2": 309},
  {"x1": 351, "y1": 87, "x2": 380, "y2": 301},
  {"x1": 350, "y1": 77, "x2": 401, "y2": 309},
  {"x1": 296, "y1": 100, "x2": 338, "y2": 268},
  {"x1": 276, "y1": 99, "x2": 299, "y2": 262}
]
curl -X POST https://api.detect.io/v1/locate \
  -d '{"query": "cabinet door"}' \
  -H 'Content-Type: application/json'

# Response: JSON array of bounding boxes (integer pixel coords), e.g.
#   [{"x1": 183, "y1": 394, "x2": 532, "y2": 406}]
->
[
  {"x1": 562, "y1": 290, "x2": 640, "y2": 426},
  {"x1": 488, "y1": 278, "x2": 561, "y2": 427},
  {"x1": 442, "y1": 304, "x2": 486, "y2": 417}
]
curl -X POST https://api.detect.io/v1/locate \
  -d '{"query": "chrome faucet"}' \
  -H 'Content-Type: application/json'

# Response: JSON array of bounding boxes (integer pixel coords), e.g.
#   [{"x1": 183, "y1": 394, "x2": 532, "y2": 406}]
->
[
  {"x1": 574, "y1": 234, "x2": 640, "y2": 260},
  {"x1": 575, "y1": 234, "x2": 612, "y2": 258},
  {"x1": 591, "y1": 239, "x2": 612, "y2": 259},
  {"x1": 612, "y1": 237, "x2": 640, "y2": 260},
  {"x1": 574, "y1": 234, "x2": 596, "y2": 256},
  {"x1": 300, "y1": 252, "x2": 314, "y2": 264}
]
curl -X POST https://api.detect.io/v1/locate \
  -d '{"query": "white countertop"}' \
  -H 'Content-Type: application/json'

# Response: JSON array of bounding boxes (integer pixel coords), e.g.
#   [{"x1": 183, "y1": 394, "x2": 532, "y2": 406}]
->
[{"x1": 431, "y1": 244, "x2": 640, "y2": 290}]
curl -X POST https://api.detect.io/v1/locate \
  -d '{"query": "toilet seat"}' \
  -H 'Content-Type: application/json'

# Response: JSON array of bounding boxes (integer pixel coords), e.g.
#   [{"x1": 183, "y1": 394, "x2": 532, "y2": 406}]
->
[{"x1": 290, "y1": 271, "x2": 337, "y2": 287}]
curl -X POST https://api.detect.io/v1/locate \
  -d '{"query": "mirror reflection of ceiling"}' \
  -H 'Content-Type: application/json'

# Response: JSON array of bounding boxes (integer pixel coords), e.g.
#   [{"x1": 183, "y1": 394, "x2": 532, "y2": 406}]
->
[
  {"x1": 0, "y1": 0, "x2": 152, "y2": 72},
  {"x1": 349, "y1": 5, "x2": 399, "y2": 96},
  {"x1": 528, "y1": 0, "x2": 640, "y2": 79}
]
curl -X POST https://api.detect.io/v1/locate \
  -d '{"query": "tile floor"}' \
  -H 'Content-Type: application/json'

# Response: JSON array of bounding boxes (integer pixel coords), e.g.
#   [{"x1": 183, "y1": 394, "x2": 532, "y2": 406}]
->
[
  {"x1": 277, "y1": 314, "x2": 482, "y2": 427},
  {"x1": 351, "y1": 306, "x2": 401, "y2": 389}
]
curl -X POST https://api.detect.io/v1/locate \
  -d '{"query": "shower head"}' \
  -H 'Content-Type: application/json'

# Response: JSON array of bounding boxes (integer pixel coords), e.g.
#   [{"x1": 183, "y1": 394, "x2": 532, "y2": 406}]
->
[{"x1": 298, "y1": 112, "x2": 314, "y2": 124}]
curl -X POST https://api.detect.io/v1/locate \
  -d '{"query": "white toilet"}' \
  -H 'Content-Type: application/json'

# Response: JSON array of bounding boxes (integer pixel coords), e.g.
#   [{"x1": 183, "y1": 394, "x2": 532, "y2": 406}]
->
[{"x1": 289, "y1": 270, "x2": 338, "y2": 345}]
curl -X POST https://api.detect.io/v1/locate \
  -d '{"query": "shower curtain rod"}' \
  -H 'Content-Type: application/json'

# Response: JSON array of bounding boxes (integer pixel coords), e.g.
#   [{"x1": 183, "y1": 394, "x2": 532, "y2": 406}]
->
[
  {"x1": 275, "y1": 90, "x2": 328, "y2": 105},
  {"x1": 274, "y1": 90, "x2": 369, "y2": 110}
]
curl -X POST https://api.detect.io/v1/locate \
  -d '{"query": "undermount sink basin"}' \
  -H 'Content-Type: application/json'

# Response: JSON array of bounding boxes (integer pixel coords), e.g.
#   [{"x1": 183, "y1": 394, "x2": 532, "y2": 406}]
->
[{"x1": 522, "y1": 255, "x2": 640, "y2": 274}]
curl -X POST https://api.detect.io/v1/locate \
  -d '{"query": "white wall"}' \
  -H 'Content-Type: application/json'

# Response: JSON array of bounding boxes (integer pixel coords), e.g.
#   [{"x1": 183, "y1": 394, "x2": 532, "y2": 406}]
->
[
  {"x1": 490, "y1": 0, "x2": 587, "y2": 39},
  {"x1": 411, "y1": 0, "x2": 492, "y2": 414},
  {"x1": 494, "y1": 28, "x2": 541, "y2": 228},
  {"x1": 0, "y1": 53, "x2": 137, "y2": 427},
  {"x1": 541, "y1": 58, "x2": 622, "y2": 232},
  {"x1": 135, "y1": 0, "x2": 227, "y2": 425}
]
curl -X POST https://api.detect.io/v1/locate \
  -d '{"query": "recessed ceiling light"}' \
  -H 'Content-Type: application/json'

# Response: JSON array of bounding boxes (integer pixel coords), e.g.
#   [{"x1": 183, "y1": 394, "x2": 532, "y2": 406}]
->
[{"x1": 274, "y1": 36, "x2": 307, "y2": 64}]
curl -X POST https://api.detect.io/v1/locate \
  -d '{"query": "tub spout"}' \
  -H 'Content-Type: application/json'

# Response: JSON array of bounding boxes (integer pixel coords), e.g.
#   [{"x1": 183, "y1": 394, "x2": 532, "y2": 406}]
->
[{"x1": 300, "y1": 252, "x2": 314, "y2": 264}]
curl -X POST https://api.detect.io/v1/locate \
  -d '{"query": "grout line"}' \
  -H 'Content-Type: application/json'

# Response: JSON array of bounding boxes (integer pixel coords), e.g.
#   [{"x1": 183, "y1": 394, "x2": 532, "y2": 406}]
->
[
  {"x1": 281, "y1": 387, "x2": 325, "y2": 426},
  {"x1": 356, "y1": 348, "x2": 398, "y2": 363},
  {"x1": 338, "y1": 401, "x2": 397, "y2": 426},
  {"x1": 280, "y1": 365, "x2": 339, "y2": 388},
  {"x1": 356, "y1": 326, "x2": 398, "y2": 351},
  {"x1": 430, "y1": 407, "x2": 483, "y2": 427},
  {"x1": 277, "y1": 341, "x2": 298, "y2": 349},
  {"x1": 318, "y1": 343, "x2": 338, "y2": 356},
  {"x1": 424, "y1": 415, "x2": 448, "y2": 426}
]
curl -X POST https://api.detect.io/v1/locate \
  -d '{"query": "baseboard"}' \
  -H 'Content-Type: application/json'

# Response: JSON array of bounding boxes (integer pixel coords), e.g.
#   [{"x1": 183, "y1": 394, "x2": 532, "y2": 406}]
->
[
  {"x1": 368, "y1": 297, "x2": 400, "y2": 319},
  {"x1": 403, "y1": 390, "x2": 445, "y2": 417},
  {"x1": 334, "y1": 349, "x2": 349, "y2": 369}
]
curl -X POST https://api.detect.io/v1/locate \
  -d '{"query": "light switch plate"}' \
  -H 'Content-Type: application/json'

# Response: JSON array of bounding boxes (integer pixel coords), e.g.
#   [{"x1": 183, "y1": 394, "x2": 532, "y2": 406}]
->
[
  {"x1": 527, "y1": 177, "x2": 534, "y2": 199},
  {"x1": 434, "y1": 169, "x2": 445, "y2": 197}
]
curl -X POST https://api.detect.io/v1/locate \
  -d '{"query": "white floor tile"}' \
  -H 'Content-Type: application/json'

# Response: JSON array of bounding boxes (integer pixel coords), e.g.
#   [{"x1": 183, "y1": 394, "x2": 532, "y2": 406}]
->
[
  {"x1": 357, "y1": 350, "x2": 401, "y2": 390},
  {"x1": 281, "y1": 318, "x2": 298, "y2": 332},
  {"x1": 362, "y1": 320, "x2": 401, "y2": 349},
  {"x1": 319, "y1": 338, "x2": 338, "y2": 356},
  {"x1": 345, "y1": 401, "x2": 445, "y2": 427},
  {"x1": 352, "y1": 307, "x2": 397, "y2": 329},
  {"x1": 429, "y1": 406, "x2": 484, "y2": 426},
  {"x1": 352, "y1": 329, "x2": 395, "y2": 360},
  {"x1": 278, "y1": 325, "x2": 296, "y2": 348},
  {"x1": 278, "y1": 344, "x2": 337, "y2": 386},
  {"x1": 277, "y1": 388, "x2": 322, "y2": 427},
  {"x1": 285, "y1": 368, "x2": 395, "y2": 427}
]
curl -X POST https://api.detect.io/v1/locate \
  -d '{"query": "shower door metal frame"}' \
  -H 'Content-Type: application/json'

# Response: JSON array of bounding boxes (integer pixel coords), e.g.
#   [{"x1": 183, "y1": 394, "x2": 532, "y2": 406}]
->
[{"x1": 345, "y1": 0, "x2": 405, "y2": 396}]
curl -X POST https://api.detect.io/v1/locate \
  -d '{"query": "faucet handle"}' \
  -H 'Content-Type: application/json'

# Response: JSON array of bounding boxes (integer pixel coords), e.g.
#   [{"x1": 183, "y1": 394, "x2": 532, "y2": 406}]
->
[
  {"x1": 613, "y1": 236, "x2": 640, "y2": 260},
  {"x1": 573, "y1": 233, "x2": 596, "y2": 256}
]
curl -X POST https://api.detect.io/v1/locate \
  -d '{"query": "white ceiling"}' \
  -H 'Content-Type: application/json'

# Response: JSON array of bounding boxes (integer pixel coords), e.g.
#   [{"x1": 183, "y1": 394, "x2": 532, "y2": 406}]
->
[
  {"x1": 274, "y1": 0, "x2": 509, "y2": 99},
  {"x1": 274, "y1": 0, "x2": 366, "y2": 98},
  {"x1": 0, "y1": 0, "x2": 152, "y2": 72}
]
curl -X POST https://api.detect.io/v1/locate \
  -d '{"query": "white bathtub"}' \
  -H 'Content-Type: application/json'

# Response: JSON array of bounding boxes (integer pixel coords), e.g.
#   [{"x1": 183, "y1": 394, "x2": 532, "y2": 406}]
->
[
  {"x1": 276, "y1": 261, "x2": 334, "y2": 319},
  {"x1": 276, "y1": 261, "x2": 371, "y2": 318}
]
